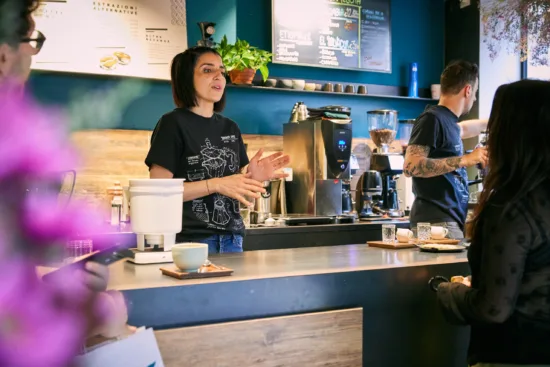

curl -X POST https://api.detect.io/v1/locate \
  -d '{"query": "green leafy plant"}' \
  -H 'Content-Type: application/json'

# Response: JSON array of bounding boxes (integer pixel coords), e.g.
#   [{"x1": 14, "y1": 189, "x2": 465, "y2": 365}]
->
[{"x1": 215, "y1": 35, "x2": 273, "y2": 81}]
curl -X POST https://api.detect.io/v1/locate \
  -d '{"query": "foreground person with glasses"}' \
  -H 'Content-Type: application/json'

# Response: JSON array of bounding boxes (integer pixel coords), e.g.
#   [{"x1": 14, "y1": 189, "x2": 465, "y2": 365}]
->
[{"x1": 0, "y1": 0, "x2": 132, "y2": 366}]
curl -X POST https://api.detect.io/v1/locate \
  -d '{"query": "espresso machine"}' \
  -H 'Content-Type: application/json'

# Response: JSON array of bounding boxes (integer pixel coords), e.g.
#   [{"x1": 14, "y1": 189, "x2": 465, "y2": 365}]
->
[
  {"x1": 366, "y1": 109, "x2": 405, "y2": 218},
  {"x1": 283, "y1": 114, "x2": 352, "y2": 218}
]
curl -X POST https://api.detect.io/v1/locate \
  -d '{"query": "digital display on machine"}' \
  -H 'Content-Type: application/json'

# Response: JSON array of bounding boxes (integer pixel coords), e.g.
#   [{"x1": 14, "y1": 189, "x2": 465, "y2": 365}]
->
[{"x1": 334, "y1": 129, "x2": 352, "y2": 154}]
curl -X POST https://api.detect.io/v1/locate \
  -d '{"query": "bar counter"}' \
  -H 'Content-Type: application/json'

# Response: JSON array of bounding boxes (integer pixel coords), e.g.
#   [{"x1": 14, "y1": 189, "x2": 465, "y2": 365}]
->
[
  {"x1": 110, "y1": 245, "x2": 471, "y2": 367},
  {"x1": 90, "y1": 219, "x2": 410, "y2": 251}
]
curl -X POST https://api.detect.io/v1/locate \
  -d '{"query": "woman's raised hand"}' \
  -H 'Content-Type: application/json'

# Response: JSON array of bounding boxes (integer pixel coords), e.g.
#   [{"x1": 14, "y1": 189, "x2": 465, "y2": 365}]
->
[
  {"x1": 210, "y1": 173, "x2": 265, "y2": 207},
  {"x1": 247, "y1": 148, "x2": 291, "y2": 182}
]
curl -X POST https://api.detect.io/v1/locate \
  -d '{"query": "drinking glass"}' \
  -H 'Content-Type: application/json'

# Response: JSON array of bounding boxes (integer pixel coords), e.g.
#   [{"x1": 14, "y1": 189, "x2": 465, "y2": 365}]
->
[
  {"x1": 417, "y1": 223, "x2": 431, "y2": 241},
  {"x1": 240, "y1": 206, "x2": 251, "y2": 228},
  {"x1": 382, "y1": 224, "x2": 396, "y2": 243}
]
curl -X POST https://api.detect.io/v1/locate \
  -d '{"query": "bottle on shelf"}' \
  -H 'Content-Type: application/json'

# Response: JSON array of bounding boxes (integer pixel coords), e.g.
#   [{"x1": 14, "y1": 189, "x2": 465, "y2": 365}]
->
[
  {"x1": 110, "y1": 194, "x2": 123, "y2": 226},
  {"x1": 106, "y1": 181, "x2": 123, "y2": 224}
]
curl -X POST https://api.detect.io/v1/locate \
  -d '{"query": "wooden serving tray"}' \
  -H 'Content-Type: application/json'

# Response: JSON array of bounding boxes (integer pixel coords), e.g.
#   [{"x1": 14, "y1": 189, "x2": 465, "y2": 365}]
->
[
  {"x1": 367, "y1": 238, "x2": 460, "y2": 249},
  {"x1": 160, "y1": 264, "x2": 233, "y2": 280},
  {"x1": 367, "y1": 241, "x2": 416, "y2": 249}
]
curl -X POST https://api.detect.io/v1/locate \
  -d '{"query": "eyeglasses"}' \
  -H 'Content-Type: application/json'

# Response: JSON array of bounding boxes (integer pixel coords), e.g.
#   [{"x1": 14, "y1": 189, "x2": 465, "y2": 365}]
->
[{"x1": 21, "y1": 30, "x2": 46, "y2": 53}]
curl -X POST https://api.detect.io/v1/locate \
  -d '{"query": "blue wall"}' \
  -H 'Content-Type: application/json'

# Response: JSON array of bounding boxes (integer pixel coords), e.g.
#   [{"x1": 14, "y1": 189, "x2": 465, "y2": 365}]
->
[{"x1": 28, "y1": 0, "x2": 444, "y2": 138}]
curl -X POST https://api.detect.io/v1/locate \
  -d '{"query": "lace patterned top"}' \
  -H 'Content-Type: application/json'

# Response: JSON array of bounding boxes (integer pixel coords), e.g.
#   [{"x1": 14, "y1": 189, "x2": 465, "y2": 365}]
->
[{"x1": 437, "y1": 182, "x2": 550, "y2": 365}]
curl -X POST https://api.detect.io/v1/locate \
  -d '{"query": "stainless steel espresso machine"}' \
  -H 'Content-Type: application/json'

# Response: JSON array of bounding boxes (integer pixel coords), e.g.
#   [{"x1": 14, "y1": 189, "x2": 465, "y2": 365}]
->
[
  {"x1": 357, "y1": 110, "x2": 405, "y2": 219},
  {"x1": 283, "y1": 112, "x2": 352, "y2": 219}
]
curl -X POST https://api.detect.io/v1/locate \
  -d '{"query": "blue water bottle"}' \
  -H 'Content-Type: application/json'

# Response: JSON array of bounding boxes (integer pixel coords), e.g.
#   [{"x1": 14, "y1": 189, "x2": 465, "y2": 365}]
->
[{"x1": 408, "y1": 62, "x2": 418, "y2": 98}]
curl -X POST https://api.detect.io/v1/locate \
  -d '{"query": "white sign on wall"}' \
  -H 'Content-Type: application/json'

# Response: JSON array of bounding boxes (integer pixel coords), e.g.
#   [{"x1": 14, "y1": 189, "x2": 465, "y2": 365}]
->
[{"x1": 32, "y1": 0, "x2": 188, "y2": 80}]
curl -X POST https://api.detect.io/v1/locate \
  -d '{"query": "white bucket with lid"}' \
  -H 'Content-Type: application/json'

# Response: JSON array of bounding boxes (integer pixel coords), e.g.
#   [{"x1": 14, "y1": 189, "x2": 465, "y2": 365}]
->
[{"x1": 129, "y1": 179, "x2": 184, "y2": 236}]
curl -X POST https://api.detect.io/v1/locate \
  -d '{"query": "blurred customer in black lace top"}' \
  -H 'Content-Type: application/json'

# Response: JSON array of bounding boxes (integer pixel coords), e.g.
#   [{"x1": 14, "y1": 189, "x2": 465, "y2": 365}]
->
[{"x1": 436, "y1": 79, "x2": 550, "y2": 367}]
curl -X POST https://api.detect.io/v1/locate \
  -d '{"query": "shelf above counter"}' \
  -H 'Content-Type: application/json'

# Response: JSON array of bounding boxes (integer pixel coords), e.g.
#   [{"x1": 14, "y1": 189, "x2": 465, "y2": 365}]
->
[{"x1": 227, "y1": 84, "x2": 437, "y2": 102}]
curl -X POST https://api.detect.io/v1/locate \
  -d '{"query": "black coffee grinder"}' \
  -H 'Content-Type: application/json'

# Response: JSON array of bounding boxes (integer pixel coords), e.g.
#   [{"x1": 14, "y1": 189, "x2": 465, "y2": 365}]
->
[
  {"x1": 370, "y1": 155, "x2": 404, "y2": 217},
  {"x1": 357, "y1": 170, "x2": 383, "y2": 219}
]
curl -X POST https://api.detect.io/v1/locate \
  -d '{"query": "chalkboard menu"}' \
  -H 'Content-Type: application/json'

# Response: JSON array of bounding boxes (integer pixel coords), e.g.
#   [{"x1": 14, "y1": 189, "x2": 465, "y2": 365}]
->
[{"x1": 272, "y1": 0, "x2": 391, "y2": 73}]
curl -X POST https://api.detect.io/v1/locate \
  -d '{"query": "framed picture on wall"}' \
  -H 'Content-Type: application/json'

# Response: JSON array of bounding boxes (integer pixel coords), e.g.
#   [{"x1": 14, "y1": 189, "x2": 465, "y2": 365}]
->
[{"x1": 31, "y1": 0, "x2": 188, "y2": 80}]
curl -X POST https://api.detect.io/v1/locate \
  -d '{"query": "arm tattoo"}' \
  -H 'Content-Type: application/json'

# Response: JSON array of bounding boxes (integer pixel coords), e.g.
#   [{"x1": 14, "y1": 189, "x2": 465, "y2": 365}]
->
[{"x1": 404, "y1": 145, "x2": 462, "y2": 178}]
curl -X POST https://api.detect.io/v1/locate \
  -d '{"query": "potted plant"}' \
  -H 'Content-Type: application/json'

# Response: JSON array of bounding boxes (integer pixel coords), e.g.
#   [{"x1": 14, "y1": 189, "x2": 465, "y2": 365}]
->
[
  {"x1": 215, "y1": 35, "x2": 273, "y2": 85},
  {"x1": 480, "y1": 0, "x2": 550, "y2": 66}
]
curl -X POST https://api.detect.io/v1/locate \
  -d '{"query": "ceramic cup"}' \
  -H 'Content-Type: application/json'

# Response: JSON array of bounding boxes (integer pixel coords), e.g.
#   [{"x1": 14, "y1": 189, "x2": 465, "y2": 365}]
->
[
  {"x1": 172, "y1": 243, "x2": 208, "y2": 272},
  {"x1": 292, "y1": 79, "x2": 305, "y2": 90},
  {"x1": 265, "y1": 78, "x2": 277, "y2": 87},
  {"x1": 430, "y1": 226, "x2": 449, "y2": 240},
  {"x1": 304, "y1": 82, "x2": 316, "y2": 91},
  {"x1": 334, "y1": 83, "x2": 343, "y2": 93},
  {"x1": 277, "y1": 79, "x2": 293, "y2": 89},
  {"x1": 396, "y1": 228, "x2": 414, "y2": 243},
  {"x1": 322, "y1": 83, "x2": 334, "y2": 92},
  {"x1": 357, "y1": 85, "x2": 368, "y2": 94},
  {"x1": 344, "y1": 84, "x2": 355, "y2": 93},
  {"x1": 431, "y1": 84, "x2": 441, "y2": 100}
]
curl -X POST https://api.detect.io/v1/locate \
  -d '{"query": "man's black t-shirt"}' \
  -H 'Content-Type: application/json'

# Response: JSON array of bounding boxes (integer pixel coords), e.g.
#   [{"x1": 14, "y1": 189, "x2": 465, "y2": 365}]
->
[
  {"x1": 145, "y1": 108, "x2": 249, "y2": 241},
  {"x1": 408, "y1": 105, "x2": 469, "y2": 229}
]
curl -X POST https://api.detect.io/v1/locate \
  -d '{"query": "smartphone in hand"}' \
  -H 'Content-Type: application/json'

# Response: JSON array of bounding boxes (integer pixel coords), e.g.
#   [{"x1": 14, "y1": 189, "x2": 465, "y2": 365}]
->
[{"x1": 42, "y1": 242, "x2": 134, "y2": 283}]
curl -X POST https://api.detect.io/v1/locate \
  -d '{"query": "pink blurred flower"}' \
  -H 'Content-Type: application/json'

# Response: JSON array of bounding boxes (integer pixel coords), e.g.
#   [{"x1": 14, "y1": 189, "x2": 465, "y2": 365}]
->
[
  {"x1": 0, "y1": 83, "x2": 124, "y2": 366},
  {"x1": 0, "y1": 89, "x2": 78, "y2": 181},
  {"x1": 19, "y1": 193, "x2": 105, "y2": 245},
  {"x1": 0, "y1": 257, "x2": 84, "y2": 367}
]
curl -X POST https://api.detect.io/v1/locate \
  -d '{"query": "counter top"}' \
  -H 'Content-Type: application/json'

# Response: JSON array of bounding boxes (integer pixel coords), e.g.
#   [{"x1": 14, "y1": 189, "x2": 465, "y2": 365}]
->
[{"x1": 108, "y1": 244, "x2": 467, "y2": 291}]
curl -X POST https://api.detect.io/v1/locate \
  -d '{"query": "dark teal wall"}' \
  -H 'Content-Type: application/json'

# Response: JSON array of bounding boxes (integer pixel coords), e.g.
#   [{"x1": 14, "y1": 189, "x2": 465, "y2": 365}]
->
[{"x1": 28, "y1": 0, "x2": 444, "y2": 138}]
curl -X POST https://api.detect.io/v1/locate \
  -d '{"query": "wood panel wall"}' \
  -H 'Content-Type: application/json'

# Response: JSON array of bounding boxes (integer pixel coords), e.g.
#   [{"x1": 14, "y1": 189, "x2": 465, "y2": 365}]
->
[{"x1": 70, "y1": 129, "x2": 403, "y2": 209}]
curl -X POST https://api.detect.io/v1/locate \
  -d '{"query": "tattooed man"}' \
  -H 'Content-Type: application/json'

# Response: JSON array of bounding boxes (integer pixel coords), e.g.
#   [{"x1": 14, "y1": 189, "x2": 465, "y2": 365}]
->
[{"x1": 404, "y1": 60, "x2": 488, "y2": 239}]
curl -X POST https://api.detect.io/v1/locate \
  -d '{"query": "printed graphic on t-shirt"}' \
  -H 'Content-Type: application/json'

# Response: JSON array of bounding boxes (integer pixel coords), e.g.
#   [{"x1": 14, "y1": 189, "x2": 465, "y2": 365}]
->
[
  {"x1": 220, "y1": 134, "x2": 238, "y2": 144},
  {"x1": 211, "y1": 195, "x2": 231, "y2": 226},
  {"x1": 187, "y1": 168, "x2": 206, "y2": 181},
  {"x1": 192, "y1": 199, "x2": 209, "y2": 222},
  {"x1": 200, "y1": 138, "x2": 239, "y2": 178},
  {"x1": 230, "y1": 198, "x2": 244, "y2": 231},
  {"x1": 187, "y1": 155, "x2": 200, "y2": 165}
]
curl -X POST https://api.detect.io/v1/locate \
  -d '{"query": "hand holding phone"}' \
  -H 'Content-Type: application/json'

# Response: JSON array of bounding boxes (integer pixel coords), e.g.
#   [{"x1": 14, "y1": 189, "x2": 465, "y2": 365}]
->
[{"x1": 42, "y1": 243, "x2": 134, "y2": 286}]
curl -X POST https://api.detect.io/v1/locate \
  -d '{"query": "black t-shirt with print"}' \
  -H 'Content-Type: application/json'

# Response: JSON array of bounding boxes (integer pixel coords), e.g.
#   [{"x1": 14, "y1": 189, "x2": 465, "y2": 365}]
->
[
  {"x1": 408, "y1": 105, "x2": 469, "y2": 229},
  {"x1": 145, "y1": 108, "x2": 249, "y2": 241}
]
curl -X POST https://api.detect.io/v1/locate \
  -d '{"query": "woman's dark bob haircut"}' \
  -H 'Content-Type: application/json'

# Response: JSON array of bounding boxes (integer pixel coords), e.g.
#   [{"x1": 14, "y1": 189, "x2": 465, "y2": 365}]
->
[{"x1": 170, "y1": 46, "x2": 226, "y2": 112}]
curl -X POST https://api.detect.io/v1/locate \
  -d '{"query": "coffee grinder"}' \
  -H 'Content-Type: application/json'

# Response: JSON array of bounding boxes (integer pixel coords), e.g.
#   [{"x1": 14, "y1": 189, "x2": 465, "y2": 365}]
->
[
  {"x1": 367, "y1": 110, "x2": 405, "y2": 218},
  {"x1": 357, "y1": 170, "x2": 383, "y2": 219}
]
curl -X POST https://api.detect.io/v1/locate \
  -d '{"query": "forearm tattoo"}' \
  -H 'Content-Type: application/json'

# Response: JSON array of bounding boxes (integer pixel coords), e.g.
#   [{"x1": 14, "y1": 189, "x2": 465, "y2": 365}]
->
[{"x1": 404, "y1": 145, "x2": 462, "y2": 178}]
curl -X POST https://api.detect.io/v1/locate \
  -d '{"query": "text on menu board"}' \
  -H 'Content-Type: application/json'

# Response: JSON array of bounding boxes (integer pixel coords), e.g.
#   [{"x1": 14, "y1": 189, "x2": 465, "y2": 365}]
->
[{"x1": 272, "y1": 0, "x2": 391, "y2": 73}]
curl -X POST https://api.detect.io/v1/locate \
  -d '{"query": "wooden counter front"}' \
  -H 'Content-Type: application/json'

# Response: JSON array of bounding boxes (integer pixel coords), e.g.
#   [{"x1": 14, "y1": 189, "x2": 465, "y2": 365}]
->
[{"x1": 156, "y1": 308, "x2": 362, "y2": 367}]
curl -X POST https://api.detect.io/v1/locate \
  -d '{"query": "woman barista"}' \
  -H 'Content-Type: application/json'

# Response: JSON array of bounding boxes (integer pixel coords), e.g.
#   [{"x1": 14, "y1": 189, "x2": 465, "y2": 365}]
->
[{"x1": 145, "y1": 46, "x2": 289, "y2": 253}]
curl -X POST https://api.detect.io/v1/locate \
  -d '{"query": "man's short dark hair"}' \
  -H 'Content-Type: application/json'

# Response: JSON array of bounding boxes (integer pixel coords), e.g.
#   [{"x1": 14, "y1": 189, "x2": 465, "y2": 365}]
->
[
  {"x1": 0, "y1": 0, "x2": 39, "y2": 47},
  {"x1": 170, "y1": 46, "x2": 226, "y2": 113},
  {"x1": 440, "y1": 60, "x2": 479, "y2": 95}
]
